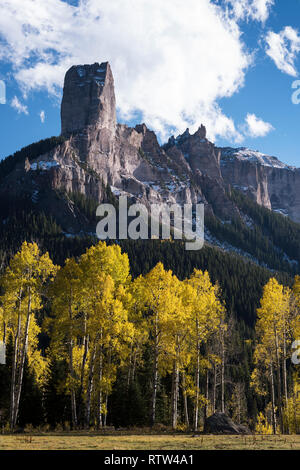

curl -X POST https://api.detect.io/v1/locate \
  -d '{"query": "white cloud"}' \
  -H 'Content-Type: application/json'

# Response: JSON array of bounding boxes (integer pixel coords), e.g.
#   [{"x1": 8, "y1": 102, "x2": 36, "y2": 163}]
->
[
  {"x1": 0, "y1": 0, "x2": 256, "y2": 141},
  {"x1": 265, "y1": 26, "x2": 300, "y2": 76},
  {"x1": 11, "y1": 96, "x2": 29, "y2": 115},
  {"x1": 39, "y1": 110, "x2": 45, "y2": 123},
  {"x1": 225, "y1": 0, "x2": 274, "y2": 22},
  {"x1": 243, "y1": 113, "x2": 274, "y2": 137}
]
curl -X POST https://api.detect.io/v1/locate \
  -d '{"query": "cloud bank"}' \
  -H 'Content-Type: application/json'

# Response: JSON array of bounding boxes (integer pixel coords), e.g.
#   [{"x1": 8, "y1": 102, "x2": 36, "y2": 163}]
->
[
  {"x1": 266, "y1": 26, "x2": 300, "y2": 77},
  {"x1": 11, "y1": 96, "x2": 28, "y2": 115},
  {"x1": 225, "y1": 0, "x2": 274, "y2": 23},
  {"x1": 244, "y1": 113, "x2": 274, "y2": 138},
  {"x1": 0, "y1": 0, "x2": 275, "y2": 142}
]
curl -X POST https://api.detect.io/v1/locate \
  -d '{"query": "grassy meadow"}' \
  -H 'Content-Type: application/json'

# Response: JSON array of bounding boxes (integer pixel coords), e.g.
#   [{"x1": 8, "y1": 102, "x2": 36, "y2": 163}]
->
[{"x1": 0, "y1": 432, "x2": 299, "y2": 450}]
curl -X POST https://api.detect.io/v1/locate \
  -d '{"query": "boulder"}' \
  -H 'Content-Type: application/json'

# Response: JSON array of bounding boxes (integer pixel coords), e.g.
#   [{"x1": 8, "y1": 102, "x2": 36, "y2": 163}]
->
[{"x1": 204, "y1": 412, "x2": 251, "y2": 435}]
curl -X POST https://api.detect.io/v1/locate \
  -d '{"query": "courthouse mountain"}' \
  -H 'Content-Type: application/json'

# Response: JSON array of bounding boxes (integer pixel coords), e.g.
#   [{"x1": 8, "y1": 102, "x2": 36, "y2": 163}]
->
[{"x1": 1, "y1": 61, "x2": 300, "y2": 273}]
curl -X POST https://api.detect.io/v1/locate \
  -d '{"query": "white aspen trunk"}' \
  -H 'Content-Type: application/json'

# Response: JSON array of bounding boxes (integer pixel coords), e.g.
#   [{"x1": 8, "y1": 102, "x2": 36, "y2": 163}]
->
[
  {"x1": 68, "y1": 293, "x2": 77, "y2": 429},
  {"x1": 193, "y1": 339, "x2": 200, "y2": 431},
  {"x1": 151, "y1": 346, "x2": 158, "y2": 426},
  {"x1": 205, "y1": 367, "x2": 209, "y2": 420},
  {"x1": 80, "y1": 316, "x2": 88, "y2": 393},
  {"x1": 283, "y1": 327, "x2": 288, "y2": 412},
  {"x1": 151, "y1": 316, "x2": 159, "y2": 426},
  {"x1": 98, "y1": 335, "x2": 103, "y2": 429},
  {"x1": 104, "y1": 394, "x2": 108, "y2": 427},
  {"x1": 132, "y1": 350, "x2": 137, "y2": 383},
  {"x1": 79, "y1": 317, "x2": 89, "y2": 426},
  {"x1": 103, "y1": 347, "x2": 111, "y2": 427},
  {"x1": 85, "y1": 342, "x2": 97, "y2": 428},
  {"x1": 13, "y1": 291, "x2": 32, "y2": 428},
  {"x1": 2, "y1": 320, "x2": 6, "y2": 344},
  {"x1": 171, "y1": 360, "x2": 179, "y2": 429},
  {"x1": 182, "y1": 372, "x2": 190, "y2": 429},
  {"x1": 127, "y1": 346, "x2": 133, "y2": 390},
  {"x1": 10, "y1": 306, "x2": 21, "y2": 430},
  {"x1": 221, "y1": 329, "x2": 225, "y2": 413},
  {"x1": 98, "y1": 383, "x2": 103, "y2": 428},
  {"x1": 69, "y1": 337, "x2": 77, "y2": 429},
  {"x1": 212, "y1": 363, "x2": 217, "y2": 414},
  {"x1": 270, "y1": 362, "x2": 277, "y2": 435},
  {"x1": 274, "y1": 328, "x2": 283, "y2": 432}
]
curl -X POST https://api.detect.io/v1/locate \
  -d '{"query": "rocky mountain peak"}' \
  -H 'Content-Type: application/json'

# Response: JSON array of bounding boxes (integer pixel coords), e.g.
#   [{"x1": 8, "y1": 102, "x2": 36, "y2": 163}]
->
[
  {"x1": 61, "y1": 62, "x2": 116, "y2": 136},
  {"x1": 135, "y1": 123, "x2": 148, "y2": 136},
  {"x1": 194, "y1": 124, "x2": 206, "y2": 139}
]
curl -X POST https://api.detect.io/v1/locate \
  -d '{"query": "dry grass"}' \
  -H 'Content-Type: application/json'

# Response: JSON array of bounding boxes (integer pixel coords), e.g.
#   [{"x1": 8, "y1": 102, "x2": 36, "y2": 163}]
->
[{"x1": 0, "y1": 433, "x2": 299, "y2": 450}]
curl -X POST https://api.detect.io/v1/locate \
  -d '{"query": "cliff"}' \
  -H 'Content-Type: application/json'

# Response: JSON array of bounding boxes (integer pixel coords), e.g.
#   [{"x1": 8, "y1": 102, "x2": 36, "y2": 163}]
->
[{"x1": 220, "y1": 147, "x2": 300, "y2": 222}]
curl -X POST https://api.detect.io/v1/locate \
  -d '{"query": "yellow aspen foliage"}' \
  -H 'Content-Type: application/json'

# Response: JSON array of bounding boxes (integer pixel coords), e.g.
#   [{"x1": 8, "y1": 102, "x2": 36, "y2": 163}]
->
[
  {"x1": 255, "y1": 412, "x2": 273, "y2": 435},
  {"x1": 79, "y1": 241, "x2": 130, "y2": 287},
  {"x1": 0, "y1": 240, "x2": 232, "y2": 431},
  {"x1": 186, "y1": 269, "x2": 225, "y2": 429},
  {"x1": 283, "y1": 377, "x2": 300, "y2": 434},
  {"x1": 252, "y1": 277, "x2": 297, "y2": 434},
  {"x1": 77, "y1": 242, "x2": 133, "y2": 427},
  {"x1": 0, "y1": 241, "x2": 57, "y2": 429},
  {"x1": 47, "y1": 257, "x2": 83, "y2": 426},
  {"x1": 137, "y1": 262, "x2": 185, "y2": 425}
]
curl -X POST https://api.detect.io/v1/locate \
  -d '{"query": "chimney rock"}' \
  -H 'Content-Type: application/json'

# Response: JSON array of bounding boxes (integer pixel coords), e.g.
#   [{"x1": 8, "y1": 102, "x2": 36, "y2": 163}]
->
[{"x1": 61, "y1": 62, "x2": 116, "y2": 135}]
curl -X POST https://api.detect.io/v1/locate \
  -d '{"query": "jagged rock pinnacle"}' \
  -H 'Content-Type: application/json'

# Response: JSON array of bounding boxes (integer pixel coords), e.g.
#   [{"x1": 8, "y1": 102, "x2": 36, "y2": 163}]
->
[
  {"x1": 61, "y1": 62, "x2": 116, "y2": 135},
  {"x1": 195, "y1": 124, "x2": 206, "y2": 139}
]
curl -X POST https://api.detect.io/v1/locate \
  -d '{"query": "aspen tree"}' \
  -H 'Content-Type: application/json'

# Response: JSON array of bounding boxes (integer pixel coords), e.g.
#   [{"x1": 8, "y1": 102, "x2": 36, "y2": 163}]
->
[
  {"x1": 78, "y1": 242, "x2": 133, "y2": 428},
  {"x1": 186, "y1": 269, "x2": 225, "y2": 431},
  {"x1": 48, "y1": 258, "x2": 82, "y2": 428},
  {"x1": 1, "y1": 242, "x2": 57, "y2": 429},
  {"x1": 126, "y1": 277, "x2": 148, "y2": 389},
  {"x1": 252, "y1": 278, "x2": 294, "y2": 433},
  {"x1": 162, "y1": 276, "x2": 191, "y2": 429},
  {"x1": 140, "y1": 263, "x2": 180, "y2": 426}
]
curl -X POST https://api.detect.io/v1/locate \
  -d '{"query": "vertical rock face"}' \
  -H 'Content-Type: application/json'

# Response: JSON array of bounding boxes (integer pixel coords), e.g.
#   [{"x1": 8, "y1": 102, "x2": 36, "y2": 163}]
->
[
  {"x1": 61, "y1": 62, "x2": 116, "y2": 135},
  {"x1": 166, "y1": 126, "x2": 222, "y2": 179},
  {"x1": 219, "y1": 147, "x2": 300, "y2": 222}
]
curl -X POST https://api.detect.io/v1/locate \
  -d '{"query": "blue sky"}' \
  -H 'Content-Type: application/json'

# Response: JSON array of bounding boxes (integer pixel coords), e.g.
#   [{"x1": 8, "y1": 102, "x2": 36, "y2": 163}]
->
[{"x1": 1, "y1": 0, "x2": 300, "y2": 166}]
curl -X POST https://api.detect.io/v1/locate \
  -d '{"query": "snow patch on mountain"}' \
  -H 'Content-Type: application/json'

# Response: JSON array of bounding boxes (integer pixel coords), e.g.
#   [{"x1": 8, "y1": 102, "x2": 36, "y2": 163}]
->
[{"x1": 221, "y1": 147, "x2": 295, "y2": 170}]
